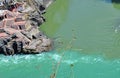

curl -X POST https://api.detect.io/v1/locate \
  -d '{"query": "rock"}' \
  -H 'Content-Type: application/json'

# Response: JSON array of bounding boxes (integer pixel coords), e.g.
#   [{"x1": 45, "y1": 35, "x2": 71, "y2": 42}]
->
[
  {"x1": 0, "y1": 46, "x2": 7, "y2": 55},
  {"x1": 39, "y1": 5, "x2": 46, "y2": 11},
  {"x1": 0, "y1": 0, "x2": 53, "y2": 55},
  {"x1": 16, "y1": 41, "x2": 23, "y2": 53},
  {"x1": 0, "y1": 39, "x2": 12, "y2": 55},
  {"x1": 29, "y1": 12, "x2": 46, "y2": 26},
  {"x1": 10, "y1": 41, "x2": 22, "y2": 54},
  {"x1": 21, "y1": 31, "x2": 32, "y2": 40},
  {"x1": 0, "y1": 39, "x2": 6, "y2": 54},
  {"x1": 12, "y1": 41, "x2": 17, "y2": 54},
  {"x1": 24, "y1": 39, "x2": 42, "y2": 53},
  {"x1": 6, "y1": 46, "x2": 14, "y2": 55},
  {"x1": 11, "y1": 34, "x2": 17, "y2": 39},
  {"x1": 34, "y1": 32, "x2": 44, "y2": 38}
]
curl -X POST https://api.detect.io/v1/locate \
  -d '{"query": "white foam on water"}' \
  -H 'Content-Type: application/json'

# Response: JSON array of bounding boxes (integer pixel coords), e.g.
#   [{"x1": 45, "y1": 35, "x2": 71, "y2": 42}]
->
[
  {"x1": 50, "y1": 54, "x2": 61, "y2": 62},
  {"x1": 0, "y1": 52, "x2": 120, "y2": 67},
  {"x1": 62, "y1": 59, "x2": 78, "y2": 64},
  {"x1": 59, "y1": 55, "x2": 104, "y2": 65},
  {"x1": 1, "y1": 59, "x2": 9, "y2": 63},
  {"x1": 79, "y1": 56, "x2": 104, "y2": 64},
  {"x1": 25, "y1": 55, "x2": 32, "y2": 60},
  {"x1": 0, "y1": 53, "x2": 47, "y2": 66},
  {"x1": 113, "y1": 59, "x2": 120, "y2": 64}
]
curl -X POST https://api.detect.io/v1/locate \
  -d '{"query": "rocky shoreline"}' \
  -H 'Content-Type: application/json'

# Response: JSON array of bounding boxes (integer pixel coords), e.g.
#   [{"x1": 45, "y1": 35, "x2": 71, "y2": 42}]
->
[{"x1": 0, "y1": 0, "x2": 53, "y2": 55}]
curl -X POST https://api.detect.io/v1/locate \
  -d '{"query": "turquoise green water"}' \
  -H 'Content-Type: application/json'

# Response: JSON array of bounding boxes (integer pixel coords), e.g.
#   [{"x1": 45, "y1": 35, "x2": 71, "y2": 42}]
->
[
  {"x1": 1, "y1": 0, "x2": 120, "y2": 78},
  {"x1": 0, "y1": 51, "x2": 120, "y2": 78}
]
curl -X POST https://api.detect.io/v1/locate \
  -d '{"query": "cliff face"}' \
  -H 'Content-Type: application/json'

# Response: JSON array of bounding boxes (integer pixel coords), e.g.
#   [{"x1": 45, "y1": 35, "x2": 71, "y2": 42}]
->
[{"x1": 0, "y1": 0, "x2": 53, "y2": 55}]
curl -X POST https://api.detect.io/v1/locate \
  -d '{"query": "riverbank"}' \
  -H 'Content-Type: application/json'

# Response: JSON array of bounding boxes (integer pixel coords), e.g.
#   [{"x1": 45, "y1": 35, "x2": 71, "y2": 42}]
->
[{"x1": 0, "y1": 0, "x2": 120, "y2": 78}]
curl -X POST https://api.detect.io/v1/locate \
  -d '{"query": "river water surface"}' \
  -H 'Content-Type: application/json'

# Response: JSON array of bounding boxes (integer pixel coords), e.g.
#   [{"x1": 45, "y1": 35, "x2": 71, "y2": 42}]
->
[{"x1": 0, "y1": 0, "x2": 120, "y2": 78}]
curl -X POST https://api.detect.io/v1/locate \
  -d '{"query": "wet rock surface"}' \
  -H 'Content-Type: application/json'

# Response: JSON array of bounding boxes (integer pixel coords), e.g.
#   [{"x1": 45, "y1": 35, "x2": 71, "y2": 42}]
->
[{"x1": 0, "y1": 0, "x2": 53, "y2": 55}]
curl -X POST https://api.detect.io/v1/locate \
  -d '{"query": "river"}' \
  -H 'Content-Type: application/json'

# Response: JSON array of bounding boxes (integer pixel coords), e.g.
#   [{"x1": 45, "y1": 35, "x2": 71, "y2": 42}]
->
[{"x1": 0, "y1": 0, "x2": 120, "y2": 78}]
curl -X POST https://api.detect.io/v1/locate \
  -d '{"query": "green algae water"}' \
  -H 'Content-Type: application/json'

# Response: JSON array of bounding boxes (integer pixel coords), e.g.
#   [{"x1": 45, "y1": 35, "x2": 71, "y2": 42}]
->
[{"x1": 1, "y1": 0, "x2": 120, "y2": 78}]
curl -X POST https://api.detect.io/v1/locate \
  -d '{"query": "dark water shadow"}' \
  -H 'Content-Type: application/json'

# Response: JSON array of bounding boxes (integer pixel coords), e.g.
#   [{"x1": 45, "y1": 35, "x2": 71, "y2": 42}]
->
[
  {"x1": 112, "y1": 0, "x2": 120, "y2": 10},
  {"x1": 102, "y1": 0, "x2": 120, "y2": 3},
  {"x1": 112, "y1": 0, "x2": 120, "y2": 3},
  {"x1": 102, "y1": 0, "x2": 112, "y2": 3},
  {"x1": 103, "y1": 0, "x2": 120, "y2": 10}
]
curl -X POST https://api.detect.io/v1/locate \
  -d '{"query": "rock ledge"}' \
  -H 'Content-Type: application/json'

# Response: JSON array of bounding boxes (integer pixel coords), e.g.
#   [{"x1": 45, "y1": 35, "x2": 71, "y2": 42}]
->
[{"x1": 0, "y1": 0, "x2": 53, "y2": 55}]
